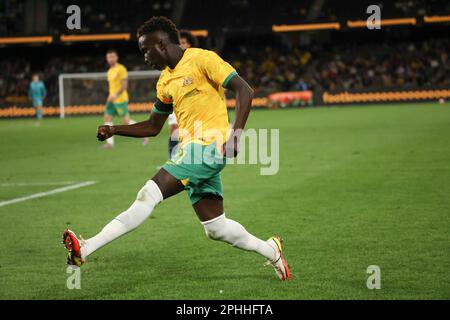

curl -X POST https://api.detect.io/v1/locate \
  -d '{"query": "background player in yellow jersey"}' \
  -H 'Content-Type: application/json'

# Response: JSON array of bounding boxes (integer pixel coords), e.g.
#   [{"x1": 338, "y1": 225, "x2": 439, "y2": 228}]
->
[
  {"x1": 104, "y1": 49, "x2": 148, "y2": 148},
  {"x1": 63, "y1": 17, "x2": 290, "y2": 281}
]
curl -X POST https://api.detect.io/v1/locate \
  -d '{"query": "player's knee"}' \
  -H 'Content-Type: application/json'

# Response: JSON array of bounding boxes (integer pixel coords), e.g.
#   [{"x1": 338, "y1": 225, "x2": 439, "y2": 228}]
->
[
  {"x1": 204, "y1": 227, "x2": 225, "y2": 241},
  {"x1": 115, "y1": 180, "x2": 163, "y2": 231},
  {"x1": 202, "y1": 214, "x2": 227, "y2": 241},
  {"x1": 136, "y1": 180, "x2": 163, "y2": 205}
]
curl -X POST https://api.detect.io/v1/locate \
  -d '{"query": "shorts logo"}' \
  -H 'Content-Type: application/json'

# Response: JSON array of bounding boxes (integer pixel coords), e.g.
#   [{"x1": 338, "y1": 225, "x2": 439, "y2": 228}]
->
[{"x1": 182, "y1": 77, "x2": 194, "y2": 87}]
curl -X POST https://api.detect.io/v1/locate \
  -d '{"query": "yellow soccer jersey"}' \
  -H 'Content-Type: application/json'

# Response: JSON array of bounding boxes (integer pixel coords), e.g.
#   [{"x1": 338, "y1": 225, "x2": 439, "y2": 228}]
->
[
  {"x1": 154, "y1": 48, "x2": 237, "y2": 145},
  {"x1": 107, "y1": 63, "x2": 129, "y2": 103}
]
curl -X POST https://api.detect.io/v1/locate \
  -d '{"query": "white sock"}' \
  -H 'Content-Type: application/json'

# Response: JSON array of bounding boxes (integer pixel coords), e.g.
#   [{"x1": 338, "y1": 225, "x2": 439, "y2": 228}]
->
[
  {"x1": 128, "y1": 119, "x2": 137, "y2": 125},
  {"x1": 83, "y1": 180, "x2": 163, "y2": 258},
  {"x1": 105, "y1": 121, "x2": 114, "y2": 145},
  {"x1": 201, "y1": 213, "x2": 277, "y2": 262}
]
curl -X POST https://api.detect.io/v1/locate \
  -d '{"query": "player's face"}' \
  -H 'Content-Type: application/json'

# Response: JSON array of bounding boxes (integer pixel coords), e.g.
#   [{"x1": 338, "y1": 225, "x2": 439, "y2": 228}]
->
[
  {"x1": 106, "y1": 53, "x2": 118, "y2": 66},
  {"x1": 138, "y1": 33, "x2": 168, "y2": 71},
  {"x1": 179, "y1": 38, "x2": 191, "y2": 50},
  {"x1": 32, "y1": 75, "x2": 39, "y2": 82}
]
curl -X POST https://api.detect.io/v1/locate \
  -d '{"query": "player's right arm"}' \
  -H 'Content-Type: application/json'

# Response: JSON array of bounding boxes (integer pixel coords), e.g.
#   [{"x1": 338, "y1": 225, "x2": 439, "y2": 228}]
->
[
  {"x1": 97, "y1": 108, "x2": 168, "y2": 140},
  {"x1": 97, "y1": 73, "x2": 174, "y2": 141}
]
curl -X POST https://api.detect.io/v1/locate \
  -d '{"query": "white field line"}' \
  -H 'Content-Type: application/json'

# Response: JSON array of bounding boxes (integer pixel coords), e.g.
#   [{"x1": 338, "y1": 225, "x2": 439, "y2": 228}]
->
[{"x1": 0, "y1": 181, "x2": 97, "y2": 208}]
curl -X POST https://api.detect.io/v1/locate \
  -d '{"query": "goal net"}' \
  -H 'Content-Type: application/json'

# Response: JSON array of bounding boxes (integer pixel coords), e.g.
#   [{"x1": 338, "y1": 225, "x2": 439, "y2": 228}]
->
[{"x1": 58, "y1": 70, "x2": 161, "y2": 118}]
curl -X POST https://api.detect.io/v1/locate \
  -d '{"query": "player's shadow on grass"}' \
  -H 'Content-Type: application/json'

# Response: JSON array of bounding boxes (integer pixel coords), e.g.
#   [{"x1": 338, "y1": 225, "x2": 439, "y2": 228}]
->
[{"x1": 104, "y1": 250, "x2": 272, "y2": 282}]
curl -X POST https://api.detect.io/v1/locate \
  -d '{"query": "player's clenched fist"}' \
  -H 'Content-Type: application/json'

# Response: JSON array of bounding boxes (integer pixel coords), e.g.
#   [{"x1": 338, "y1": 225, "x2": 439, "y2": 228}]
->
[{"x1": 97, "y1": 125, "x2": 115, "y2": 141}]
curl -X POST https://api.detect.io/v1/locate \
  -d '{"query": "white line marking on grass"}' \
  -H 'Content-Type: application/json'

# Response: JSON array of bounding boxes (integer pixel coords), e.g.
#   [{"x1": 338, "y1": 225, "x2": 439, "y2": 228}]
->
[{"x1": 0, "y1": 181, "x2": 97, "y2": 208}]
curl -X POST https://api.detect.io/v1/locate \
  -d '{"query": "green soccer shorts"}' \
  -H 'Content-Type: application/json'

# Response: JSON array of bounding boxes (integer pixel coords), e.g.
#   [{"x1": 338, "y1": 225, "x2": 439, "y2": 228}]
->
[
  {"x1": 162, "y1": 140, "x2": 227, "y2": 205},
  {"x1": 105, "y1": 101, "x2": 129, "y2": 117}
]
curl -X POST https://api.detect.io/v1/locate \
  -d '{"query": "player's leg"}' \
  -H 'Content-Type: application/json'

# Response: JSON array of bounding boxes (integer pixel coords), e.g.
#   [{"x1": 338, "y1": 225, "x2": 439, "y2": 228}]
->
[
  {"x1": 63, "y1": 168, "x2": 184, "y2": 265},
  {"x1": 122, "y1": 114, "x2": 131, "y2": 125},
  {"x1": 120, "y1": 101, "x2": 132, "y2": 125},
  {"x1": 193, "y1": 194, "x2": 291, "y2": 281},
  {"x1": 36, "y1": 106, "x2": 43, "y2": 119},
  {"x1": 103, "y1": 104, "x2": 115, "y2": 148},
  {"x1": 193, "y1": 195, "x2": 275, "y2": 259},
  {"x1": 177, "y1": 141, "x2": 286, "y2": 274},
  {"x1": 33, "y1": 100, "x2": 43, "y2": 119}
]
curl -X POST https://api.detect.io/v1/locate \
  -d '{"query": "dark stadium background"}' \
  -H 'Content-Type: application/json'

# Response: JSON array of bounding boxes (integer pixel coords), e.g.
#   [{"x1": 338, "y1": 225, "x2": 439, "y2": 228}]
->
[{"x1": 0, "y1": 0, "x2": 449, "y2": 113}]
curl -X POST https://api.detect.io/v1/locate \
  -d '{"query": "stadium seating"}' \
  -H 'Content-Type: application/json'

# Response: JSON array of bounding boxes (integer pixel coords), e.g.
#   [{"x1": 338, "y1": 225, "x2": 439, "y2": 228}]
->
[{"x1": 1, "y1": 0, "x2": 449, "y2": 110}]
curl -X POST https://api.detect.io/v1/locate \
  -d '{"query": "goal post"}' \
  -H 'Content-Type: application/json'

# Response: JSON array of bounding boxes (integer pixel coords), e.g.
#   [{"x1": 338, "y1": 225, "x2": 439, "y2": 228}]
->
[{"x1": 58, "y1": 70, "x2": 161, "y2": 118}]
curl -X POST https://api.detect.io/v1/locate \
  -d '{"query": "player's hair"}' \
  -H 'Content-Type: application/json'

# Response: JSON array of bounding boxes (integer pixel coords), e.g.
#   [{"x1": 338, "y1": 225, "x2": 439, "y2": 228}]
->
[
  {"x1": 137, "y1": 16, "x2": 180, "y2": 44},
  {"x1": 106, "y1": 49, "x2": 118, "y2": 55},
  {"x1": 179, "y1": 29, "x2": 198, "y2": 48}
]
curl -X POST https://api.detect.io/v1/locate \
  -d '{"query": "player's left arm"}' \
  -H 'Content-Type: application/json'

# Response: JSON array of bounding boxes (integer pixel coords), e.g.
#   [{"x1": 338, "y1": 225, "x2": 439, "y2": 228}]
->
[
  {"x1": 198, "y1": 51, "x2": 254, "y2": 157},
  {"x1": 41, "y1": 83, "x2": 47, "y2": 100},
  {"x1": 223, "y1": 75, "x2": 254, "y2": 157},
  {"x1": 115, "y1": 78, "x2": 128, "y2": 96}
]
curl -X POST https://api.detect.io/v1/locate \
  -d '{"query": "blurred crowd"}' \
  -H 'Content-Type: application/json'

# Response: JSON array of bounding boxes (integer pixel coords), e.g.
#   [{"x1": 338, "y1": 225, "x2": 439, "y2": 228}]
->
[
  {"x1": 0, "y1": 59, "x2": 30, "y2": 106},
  {"x1": 310, "y1": 38, "x2": 450, "y2": 92},
  {"x1": 0, "y1": 0, "x2": 174, "y2": 36},
  {"x1": 0, "y1": 55, "x2": 107, "y2": 106},
  {"x1": 2, "y1": 0, "x2": 449, "y2": 37},
  {"x1": 228, "y1": 45, "x2": 313, "y2": 95},
  {"x1": 1, "y1": 37, "x2": 449, "y2": 107},
  {"x1": 48, "y1": 0, "x2": 173, "y2": 35},
  {"x1": 0, "y1": 0, "x2": 24, "y2": 36},
  {"x1": 229, "y1": 37, "x2": 450, "y2": 94},
  {"x1": 314, "y1": 0, "x2": 449, "y2": 21}
]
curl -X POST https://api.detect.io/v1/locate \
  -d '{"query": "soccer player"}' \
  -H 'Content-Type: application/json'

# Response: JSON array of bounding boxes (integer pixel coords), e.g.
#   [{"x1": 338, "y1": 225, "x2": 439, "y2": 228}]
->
[
  {"x1": 166, "y1": 30, "x2": 199, "y2": 159},
  {"x1": 104, "y1": 49, "x2": 148, "y2": 148},
  {"x1": 62, "y1": 17, "x2": 290, "y2": 281},
  {"x1": 179, "y1": 29, "x2": 198, "y2": 50},
  {"x1": 28, "y1": 74, "x2": 46, "y2": 119}
]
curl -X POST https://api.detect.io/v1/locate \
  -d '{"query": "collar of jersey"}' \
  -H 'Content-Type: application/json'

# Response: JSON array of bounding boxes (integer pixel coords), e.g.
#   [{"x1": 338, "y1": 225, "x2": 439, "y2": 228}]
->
[{"x1": 167, "y1": 48, "x2": 191, "y2": 73}]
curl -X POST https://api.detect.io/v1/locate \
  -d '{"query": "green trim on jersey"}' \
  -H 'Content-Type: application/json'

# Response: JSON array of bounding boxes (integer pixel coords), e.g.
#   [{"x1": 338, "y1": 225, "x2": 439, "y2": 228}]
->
[
  {"x1": 152, "y1": 106, "x2": 172, "y2": 114},
  {"x1": 153, "y1": 98, "x2": 173, "y2": 114},
  {"x1": 222, "y1": 71, "x2": 238, "y2": 88}
]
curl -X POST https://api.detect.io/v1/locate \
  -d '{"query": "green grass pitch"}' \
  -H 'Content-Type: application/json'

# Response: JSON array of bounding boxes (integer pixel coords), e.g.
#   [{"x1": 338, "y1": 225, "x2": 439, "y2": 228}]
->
[{"x1": 0, "y1": 103, "x2": 449, "y2": 299}]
